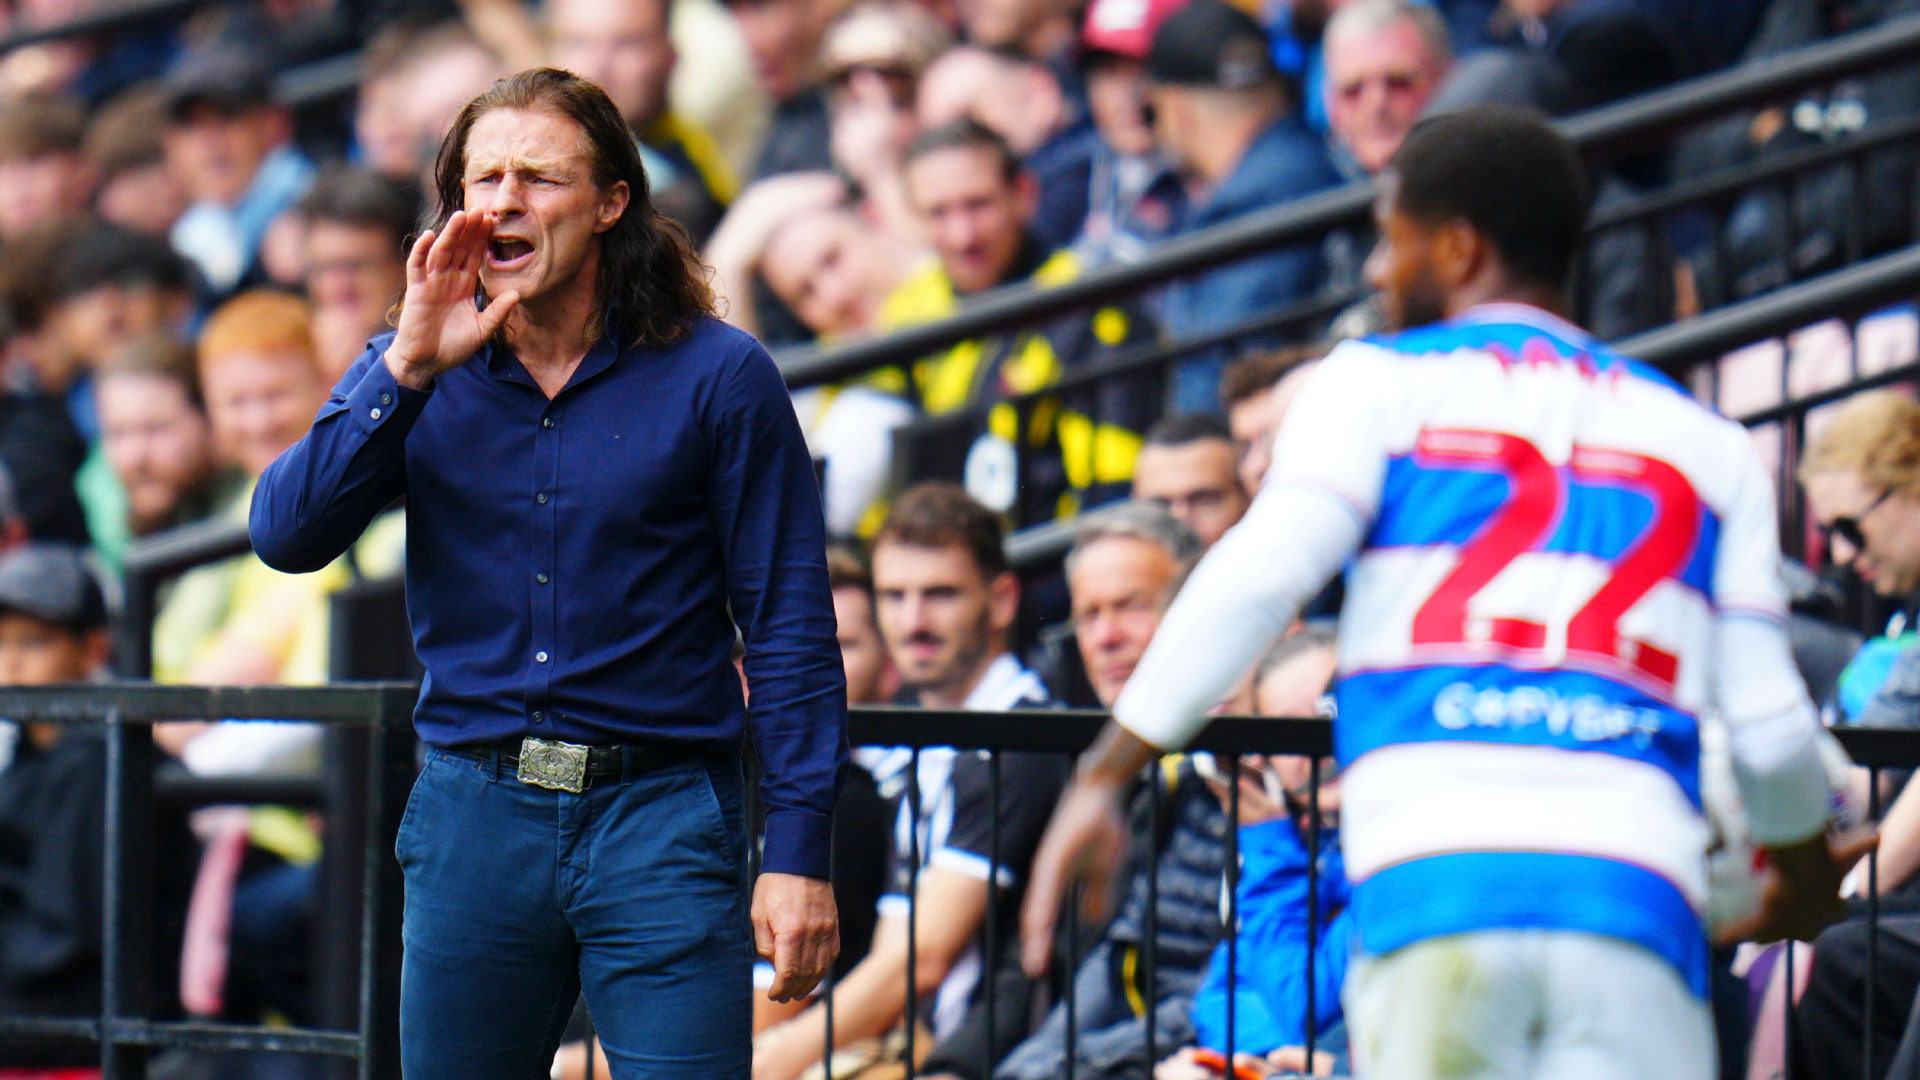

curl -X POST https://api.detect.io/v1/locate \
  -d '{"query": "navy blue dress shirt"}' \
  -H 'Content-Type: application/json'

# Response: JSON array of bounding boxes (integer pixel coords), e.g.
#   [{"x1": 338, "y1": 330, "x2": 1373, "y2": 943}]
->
[{"x1": 251, "y1": 316, "x2": 849, "y2": 879}]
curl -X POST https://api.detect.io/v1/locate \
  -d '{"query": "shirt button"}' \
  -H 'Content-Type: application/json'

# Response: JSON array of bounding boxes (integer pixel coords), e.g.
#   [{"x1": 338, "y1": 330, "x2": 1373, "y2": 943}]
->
[
  {"x1": 536, "y1": 651, "x2": 549, "y2": 663},
  {"x1": 536, "y1": 572, "x2": 549, "y2": 584},
  {"x1": 370, "y1": 407, "x2": 383, "y2": 420},
  {"x1": 531, "y1": 710, "x2": 544, "y2": 722},
  {"x1": 542, "y1": 417, "x2": 555, "y2": 429},
  {"x1": 536, "y1": 492, "x2": 549, "y2": 505},
  {"x1": 381, "y1": 393, "x2": 393, "y2": 406}
]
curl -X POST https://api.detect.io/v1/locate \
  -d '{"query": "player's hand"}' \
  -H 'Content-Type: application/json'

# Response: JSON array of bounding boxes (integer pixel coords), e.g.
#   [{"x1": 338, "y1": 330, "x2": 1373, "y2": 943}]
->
[
  {"x1": 1717, "y1": 828, "x2": 1879, "y2": 945},
  {"x1": 1019, "y1": 774, "x2": 1129, "y2": 977},
  {"x1": 384, "y1": 209, "x2": 521, "y2": 389},
  {"x1": 752, "y1": 872, "x2": 840, "y2": 1003}
]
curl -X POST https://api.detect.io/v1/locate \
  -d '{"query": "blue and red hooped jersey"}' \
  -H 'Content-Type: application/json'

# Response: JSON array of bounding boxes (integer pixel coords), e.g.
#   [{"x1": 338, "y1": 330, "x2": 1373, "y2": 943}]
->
[{"x1": 1266, "y1": 305, "x2": 1791, "y2": 996}]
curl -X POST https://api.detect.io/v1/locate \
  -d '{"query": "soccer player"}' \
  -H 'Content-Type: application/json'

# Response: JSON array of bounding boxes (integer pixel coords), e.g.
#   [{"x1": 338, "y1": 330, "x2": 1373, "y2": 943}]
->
[{"x1": 1020, "y1": 107, "x2": 1868, "y2": 1079}]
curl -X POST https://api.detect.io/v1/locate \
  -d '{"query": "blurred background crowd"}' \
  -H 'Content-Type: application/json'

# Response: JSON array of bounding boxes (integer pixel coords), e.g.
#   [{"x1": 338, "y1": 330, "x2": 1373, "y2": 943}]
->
[{"x1": 3, "y1": 0, "x2": 1920, "y2": 1076}]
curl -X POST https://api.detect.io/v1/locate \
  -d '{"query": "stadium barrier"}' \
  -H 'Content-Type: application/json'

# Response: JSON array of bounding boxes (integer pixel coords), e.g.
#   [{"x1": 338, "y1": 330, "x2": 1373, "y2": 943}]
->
[
  {"x1": 8, "y1": 686, "x2": 1920, "y2": 1080},
  {"x1": 774, "y1": 10, "x2": 1920, "y2": 397}
]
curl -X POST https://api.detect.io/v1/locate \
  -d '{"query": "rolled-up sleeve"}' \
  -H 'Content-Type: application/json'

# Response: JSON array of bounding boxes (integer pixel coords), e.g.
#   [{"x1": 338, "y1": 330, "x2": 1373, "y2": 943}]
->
[
  {"x1": 251, "y1": 341, "x2": 428, "y2": 574},
  {"x1": 706, "y1": 341, "x2": 849, "y2": 880}
]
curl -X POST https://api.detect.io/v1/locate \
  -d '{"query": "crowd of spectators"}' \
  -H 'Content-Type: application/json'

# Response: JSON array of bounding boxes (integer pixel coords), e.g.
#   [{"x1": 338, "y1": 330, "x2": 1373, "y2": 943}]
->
[{"x1": 0, "y1": 0, "x2": 1917, "y2": 1076}]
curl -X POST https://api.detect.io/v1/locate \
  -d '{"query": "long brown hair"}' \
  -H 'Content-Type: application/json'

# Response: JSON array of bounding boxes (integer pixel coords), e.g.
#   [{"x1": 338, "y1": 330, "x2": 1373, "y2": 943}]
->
[{"x1": 430, "y1": 68, "x2": 714, "y2": 347}]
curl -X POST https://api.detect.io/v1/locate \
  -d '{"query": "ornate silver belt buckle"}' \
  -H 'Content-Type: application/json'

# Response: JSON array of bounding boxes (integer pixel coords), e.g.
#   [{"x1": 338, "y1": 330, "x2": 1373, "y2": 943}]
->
[{"x1": 517, "y1": 737, "x2": 589, "y2": 793}]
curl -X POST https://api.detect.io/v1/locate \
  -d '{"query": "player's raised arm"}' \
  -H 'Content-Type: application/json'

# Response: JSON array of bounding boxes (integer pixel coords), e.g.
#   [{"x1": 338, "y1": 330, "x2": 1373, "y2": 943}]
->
[{"x1": 1019, "y1": 346, "x2": 1388, "y2": 976}]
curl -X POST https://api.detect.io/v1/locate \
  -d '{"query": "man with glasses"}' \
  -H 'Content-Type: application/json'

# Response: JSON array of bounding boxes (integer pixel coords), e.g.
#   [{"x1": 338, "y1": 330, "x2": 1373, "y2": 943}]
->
[{"x1": 1131, "y1": 414, "x2": 1250, "y2": 549}]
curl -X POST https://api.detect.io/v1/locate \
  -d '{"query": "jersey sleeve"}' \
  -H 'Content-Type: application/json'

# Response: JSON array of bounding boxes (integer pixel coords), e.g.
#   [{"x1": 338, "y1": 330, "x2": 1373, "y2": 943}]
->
[
  {"x1": 1262, "y1": 341, "x2": 1398, "y2": 515},
  {"x1": 1710, "y1": 440, "x2": 1833, "y2": 846},
  {"x1": 1113, "y1": 344, "x2": 1392, "y2": 751}
]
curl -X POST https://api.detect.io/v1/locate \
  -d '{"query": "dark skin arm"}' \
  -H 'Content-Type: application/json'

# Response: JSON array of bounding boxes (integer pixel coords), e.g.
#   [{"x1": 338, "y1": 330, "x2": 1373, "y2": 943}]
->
[{"x1": 1019, "y1": 723, "x2": 1160, "y2": 976}]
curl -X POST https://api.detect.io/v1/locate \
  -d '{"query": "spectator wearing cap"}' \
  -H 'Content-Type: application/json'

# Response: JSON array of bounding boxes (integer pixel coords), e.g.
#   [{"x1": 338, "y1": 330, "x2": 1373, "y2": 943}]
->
[
  {"x1": 546, "y1": 0, "x2": 739, "y2": 244},
  {"x1": 297, "y1": 166, "x2": 419, "y2": 382},
  {"x1": 726, "y1": 0, "x2": 839, "y2": 180},
  {"x1": 0, "y1": 544, "x2": 198, "y2": 1070},
  {"x1": 879, "y1": 120, "x2": 1156, "y2": 525},
  {"x1": 818, "y1": 2, "x2": 951, "y2": 244},
  {"x1": 162, "y1": 49, "x2": 316, "y2": 298},
  {"x1": 1076, "y1": 0, "x2": 1187, "y2": 266},
  {"x1": 0, "y1": 95, "x2": 97, "y2": 241},
  {"x1": 86, "y1": 85, "x2": 190, "y2": 239},
  {"x1": 1149, "y1": 0, "x2": 1340, "y2": 414},
  {"x1": 92, "y1": 335, "x2": 237, "y2": 569},
  {"x1": 917, "y1": 45, "x2": 1102, "y2": 251}
]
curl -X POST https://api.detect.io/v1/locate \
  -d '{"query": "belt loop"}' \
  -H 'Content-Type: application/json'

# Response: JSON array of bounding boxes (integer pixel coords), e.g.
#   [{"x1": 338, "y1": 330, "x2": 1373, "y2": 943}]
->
[
  {"x1": 486, "y1": 742, "x2": 502, "y2": 783},
  {"x1": 620, "y1": 744, "x2": 634, "y2": 785}
]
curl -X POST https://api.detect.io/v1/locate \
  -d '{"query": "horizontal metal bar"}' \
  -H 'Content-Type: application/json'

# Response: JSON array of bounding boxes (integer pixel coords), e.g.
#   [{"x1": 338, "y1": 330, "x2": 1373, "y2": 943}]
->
[
  {"x1": 848, "y1": 706, "x2": 1335, "y2": 756},
  {"x1": 0, "y1": 1016, "x2": 101, "y2": 1040},
  {"x1": 0, "y1": 682, "x2": 417, "y2": 723},
  {"x1": 155, "y1": 766, "x2": 324, "y2": 808},
  {"x1": 1006, "y1": 517, "x2": 1077, "y2": 571},
  {"x1": 1829, "y1": 726, "x2": 1920, "y2": 769},
  {"x1": 0, "y1": 1017, "x2": 363, "y2": 1056},
  {"x1": 778, "y1": 182, "x2": 1374, "y2": 388},
  {"x1": 1559, "y1": 12, "x2": 1920, "y2": 162},
  {"x1": 122, "y1": 519, "x2": 254, "y2": 580},
  {"x1": 1736, "y1": 358, "x2": 1920, "y2": 427},
  {"x1": 107, "y1": 1020, "x2": 363, "y2": 1056},
  {"x1": 1588, "y1": 113, "x2": 1920, "y2": 231},
  {"x1": 1620, "y1": 243, "x2": 1920, "y2": 372},
  {"x1": 779, "y1": 12, "x2": 1920, "y2": 390}
]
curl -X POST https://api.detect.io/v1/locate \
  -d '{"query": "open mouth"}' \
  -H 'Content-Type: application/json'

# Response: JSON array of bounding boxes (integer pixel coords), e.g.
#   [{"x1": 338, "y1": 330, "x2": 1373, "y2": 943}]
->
[{"x1": 488, "y1": 238, "x2": 535, "y2": 270}]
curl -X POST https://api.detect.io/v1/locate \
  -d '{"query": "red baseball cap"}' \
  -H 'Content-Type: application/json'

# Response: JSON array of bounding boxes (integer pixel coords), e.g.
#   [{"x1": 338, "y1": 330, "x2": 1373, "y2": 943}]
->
[{"x1": 1083, "y1": 0, "x2": 1189, "y2": 61}]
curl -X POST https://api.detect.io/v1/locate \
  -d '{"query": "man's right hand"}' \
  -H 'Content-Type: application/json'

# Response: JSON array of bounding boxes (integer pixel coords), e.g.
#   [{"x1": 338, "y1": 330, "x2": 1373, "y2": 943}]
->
[
  {"x1": 383, "y1": 209, "x2": 522, "y2": 389},
  {"x1": 1717, "y1": 828, "x2": 1879, "y2": 945},
  {"x1": 1018, "y1": 773, "x2": 1129, "y2": 978}
]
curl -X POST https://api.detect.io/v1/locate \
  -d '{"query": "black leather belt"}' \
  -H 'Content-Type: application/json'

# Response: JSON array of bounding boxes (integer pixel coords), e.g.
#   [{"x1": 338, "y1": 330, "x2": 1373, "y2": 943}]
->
[{"x1": 445, "y1": 736, "x2": 706, "y2": 792}]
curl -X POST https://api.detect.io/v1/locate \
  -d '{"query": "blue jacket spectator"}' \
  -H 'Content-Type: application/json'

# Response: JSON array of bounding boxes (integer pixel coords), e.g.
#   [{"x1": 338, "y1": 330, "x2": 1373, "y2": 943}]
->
[
  {"x1": 1190, "y1": 813, "x2": 1353, "y2": 1057},
  {"x1": 1147, "y1": 0, "x2": 1342, "y2": 414}
]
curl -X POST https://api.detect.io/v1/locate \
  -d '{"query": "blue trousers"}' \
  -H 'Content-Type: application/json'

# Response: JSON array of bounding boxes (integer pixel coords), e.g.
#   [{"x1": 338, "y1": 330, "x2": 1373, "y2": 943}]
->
[{"x1": 396, "y1": 746, "x2": 753, "y2": 1079}]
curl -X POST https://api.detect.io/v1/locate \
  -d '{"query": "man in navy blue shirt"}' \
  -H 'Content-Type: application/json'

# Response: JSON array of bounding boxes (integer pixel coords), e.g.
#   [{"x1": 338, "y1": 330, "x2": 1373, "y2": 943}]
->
[{"x1": 251, "y1": 68, "x2": 847, "y2": 1079}]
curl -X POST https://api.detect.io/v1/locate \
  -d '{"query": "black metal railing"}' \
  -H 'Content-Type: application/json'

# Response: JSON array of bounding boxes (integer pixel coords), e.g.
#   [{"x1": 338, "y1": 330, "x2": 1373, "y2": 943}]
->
[
  {"x1": 0, "y1": 682, "x2": 415, "y2": 1080},
  {"x1": 776, "y1": 11, "x2": 1920, "y2": 394},
  {"x1": 12, "y1": 683, "x2": 1917, "y2": 1080}
]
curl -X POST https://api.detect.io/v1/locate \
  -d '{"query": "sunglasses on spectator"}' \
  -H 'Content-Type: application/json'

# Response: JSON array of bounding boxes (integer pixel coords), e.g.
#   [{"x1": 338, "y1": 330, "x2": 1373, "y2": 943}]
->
[
  {"x1": 1334, "y1": 70, "x2": 1425, "y2": 100},
  {"x1": 1820, "y1": 487, "x2": 1893, "y2": 551}
]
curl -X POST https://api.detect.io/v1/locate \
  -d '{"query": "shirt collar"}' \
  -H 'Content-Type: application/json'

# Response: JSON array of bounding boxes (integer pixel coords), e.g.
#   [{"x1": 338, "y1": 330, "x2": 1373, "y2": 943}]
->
[
  {"x1": 1454, "y1": 302, "x2": 1596, "y2": 346},
  {"x1": 481, "y1": 306, "x2": 626, "y2": 391},
  {"x1": 963, "y1": 654, "x2": 1048, "y2": 712}
]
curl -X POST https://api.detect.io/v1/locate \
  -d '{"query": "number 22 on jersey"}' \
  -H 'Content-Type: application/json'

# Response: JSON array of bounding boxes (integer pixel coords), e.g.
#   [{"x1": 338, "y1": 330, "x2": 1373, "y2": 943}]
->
[{"x1": 1406, "y1": 428, "x2": 1701, "y2": 691}]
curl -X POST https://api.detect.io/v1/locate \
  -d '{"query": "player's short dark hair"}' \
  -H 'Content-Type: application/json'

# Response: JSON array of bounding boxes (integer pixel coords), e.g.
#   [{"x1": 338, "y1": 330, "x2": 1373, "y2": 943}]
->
[
  {"x1": 874, "y1": 481, "x2": 1008, "y2": 579},
  {"x1": 1144, "y1": 413, "x2": 1232, "y2": 449},
  {"x1": 1389, "y1": 106, "x2": 1591, "y2": 292},
  {"x1": 298, "y1": 165, "x2": 423, "y2": 251},
  {"x1": 903, "y1": 118, "x2": 1022, "y2": 184},
  {"x1": 1218, "y1": 344, "x2": 1329, "y2": 410}
]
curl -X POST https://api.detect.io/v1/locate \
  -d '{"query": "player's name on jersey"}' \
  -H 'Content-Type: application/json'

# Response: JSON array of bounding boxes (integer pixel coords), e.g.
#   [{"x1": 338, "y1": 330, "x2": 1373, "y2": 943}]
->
[{"x1": 1433, "y1": 683, "x2": 1669, "y2": 745}]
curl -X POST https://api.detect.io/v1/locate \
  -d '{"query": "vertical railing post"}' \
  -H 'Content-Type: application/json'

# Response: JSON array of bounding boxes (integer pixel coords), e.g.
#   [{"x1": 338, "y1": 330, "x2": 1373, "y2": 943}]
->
[
  {"x1": 905, "y1": 746, "x2": 922, "y2": 1078},
  {"x1": 358, "y1": 691, "x2": 409, "y2": 1080},
  {"x1": 1225, "y1": 756, "x2": 1240, "y2": 1067},
  {"x1": 101, "y1": 708, "x2": 154, "y2": 1080},
  {"x1": 1305, "y1": 756, "x2": 1320, "y2": 1067},
  {"x1": 1144, "y1": 759, "x2": 1162, "y2": 1068}
]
